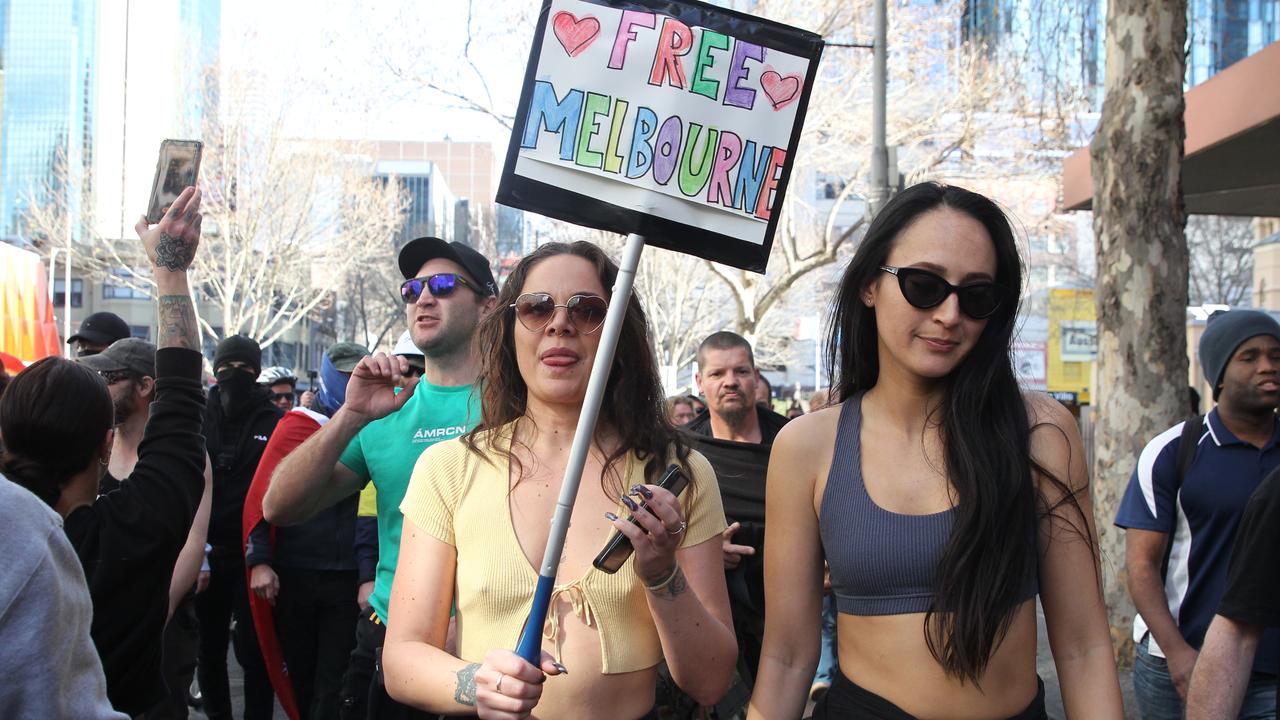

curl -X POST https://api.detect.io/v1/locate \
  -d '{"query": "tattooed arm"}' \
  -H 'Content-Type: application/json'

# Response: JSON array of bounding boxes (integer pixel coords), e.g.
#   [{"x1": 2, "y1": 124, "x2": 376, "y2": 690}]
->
[
  {"x1": 383, "y1": 518, "x2": 563, "y2": 715},
  {"x1": 606, "y1": 458, "x2": 736, "y2": 705},
  {"x1": 136, "y1": 185, "x2": 203, "y2": 351}
]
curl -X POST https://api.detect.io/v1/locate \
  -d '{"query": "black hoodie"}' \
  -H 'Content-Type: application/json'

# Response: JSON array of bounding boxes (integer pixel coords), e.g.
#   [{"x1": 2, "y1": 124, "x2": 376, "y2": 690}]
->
[
  {"x1": 63, "y1": 348, "x2": 206, "y2": 716},
  {"x1": 203, "y1": 384, "x2": 282, "y2": 550}
]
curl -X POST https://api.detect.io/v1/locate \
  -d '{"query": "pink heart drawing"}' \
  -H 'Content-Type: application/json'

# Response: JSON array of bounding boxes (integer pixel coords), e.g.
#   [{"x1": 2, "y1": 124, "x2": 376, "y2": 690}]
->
[
  {"x1": 760, "y1": 69, "x2": 802, "y2": 111},
  {"x1": 552, "y1": 11, "x2": 600, "y2": 58}
]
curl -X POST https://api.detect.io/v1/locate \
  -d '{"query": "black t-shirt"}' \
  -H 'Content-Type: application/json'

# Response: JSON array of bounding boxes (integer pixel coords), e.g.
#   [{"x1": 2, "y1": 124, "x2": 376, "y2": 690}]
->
[
  {"x1": 683, "y1": 406, "x2": 790, "y2": 615},
  {"x1": 1219, "y1": 466, "x2": 1280, "y2": 705}
]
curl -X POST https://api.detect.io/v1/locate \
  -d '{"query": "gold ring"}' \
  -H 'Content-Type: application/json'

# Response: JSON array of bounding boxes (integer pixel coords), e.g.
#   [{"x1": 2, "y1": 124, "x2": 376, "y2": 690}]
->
[{"x1": 496, "y1": 673, "x2": 505, "y2": 693}]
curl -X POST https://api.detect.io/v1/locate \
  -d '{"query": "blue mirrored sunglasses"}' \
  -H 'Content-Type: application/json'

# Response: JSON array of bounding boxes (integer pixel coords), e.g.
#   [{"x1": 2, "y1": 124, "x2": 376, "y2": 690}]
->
[{"x1": 400, "y1": 273, "x2": 482, "y2": 303}]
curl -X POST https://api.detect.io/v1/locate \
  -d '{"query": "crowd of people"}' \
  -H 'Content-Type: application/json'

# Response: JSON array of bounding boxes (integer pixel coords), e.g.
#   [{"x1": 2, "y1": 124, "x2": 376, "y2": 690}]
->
[{"x1": 0, "y1": 181, "x2": 1276, "y2": 720}]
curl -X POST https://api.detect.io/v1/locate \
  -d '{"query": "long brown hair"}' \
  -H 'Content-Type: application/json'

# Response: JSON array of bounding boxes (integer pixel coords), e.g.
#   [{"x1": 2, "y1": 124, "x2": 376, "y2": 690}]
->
[{"x1": 464, "y1": 241, "x2": 688, "y2": 492}]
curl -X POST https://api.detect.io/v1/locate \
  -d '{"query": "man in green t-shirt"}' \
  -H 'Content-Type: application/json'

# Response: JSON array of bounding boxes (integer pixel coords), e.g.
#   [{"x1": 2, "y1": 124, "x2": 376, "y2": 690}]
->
[{"x1": 264, "y1": 236, "x2": 497, "y2": 719}]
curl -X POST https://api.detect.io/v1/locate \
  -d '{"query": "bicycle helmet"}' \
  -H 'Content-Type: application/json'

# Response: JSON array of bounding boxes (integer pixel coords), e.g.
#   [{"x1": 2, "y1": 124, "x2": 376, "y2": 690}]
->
[{"x1": 257, "y1": 365, "x2": 297, "y2": 387}]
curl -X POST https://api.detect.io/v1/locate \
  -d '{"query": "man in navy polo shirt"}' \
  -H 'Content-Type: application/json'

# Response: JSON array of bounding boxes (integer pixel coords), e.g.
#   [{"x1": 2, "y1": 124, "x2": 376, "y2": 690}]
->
[{"x1": 1117, "y1": 309, "x2": 1280, "y2": 719}]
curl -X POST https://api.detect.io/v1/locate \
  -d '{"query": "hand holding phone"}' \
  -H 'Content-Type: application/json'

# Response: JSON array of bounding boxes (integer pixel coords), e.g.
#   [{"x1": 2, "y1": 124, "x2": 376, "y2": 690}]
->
[
  {"x1": 147, "y1": 139, "x2": 203, "y2": 224},
  {"x1": 593, "y1": 464, "x2": 690, "y2": 574}
]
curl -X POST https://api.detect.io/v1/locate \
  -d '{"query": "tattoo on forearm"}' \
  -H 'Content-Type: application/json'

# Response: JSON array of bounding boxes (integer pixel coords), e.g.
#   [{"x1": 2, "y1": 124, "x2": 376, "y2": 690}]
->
[
  {"x1": 647, "y1": 566, "x2": 689, "y2": 601},
  {"x1": 157, "y1": 295, "x2": 199, "y2": 351},
  {"x1": 454, "y1": 663, "x2": 480, "y2": 707},
  {"x1": 154, "y1": 232, "x2": 195, "y2": 271}
]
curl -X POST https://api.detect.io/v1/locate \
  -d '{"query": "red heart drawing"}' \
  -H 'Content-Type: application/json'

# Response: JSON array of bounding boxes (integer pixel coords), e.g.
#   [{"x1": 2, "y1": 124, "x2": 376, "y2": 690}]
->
[
  {"x1": 760, "y1": 69, "x2": 802, "y2": 111},
  {"x1": 552, "y1": 12, "x2": 600, "y2": 58}
]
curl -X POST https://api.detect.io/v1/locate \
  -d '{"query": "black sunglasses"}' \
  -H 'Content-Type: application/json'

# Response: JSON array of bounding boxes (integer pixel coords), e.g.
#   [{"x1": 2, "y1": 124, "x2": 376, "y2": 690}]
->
[
  {"x1": 270, "y1": 392, "x2": 294, "y2": 403},
  {"x1": 510, "y1": 293, "x2": 609, "y2": 334},
  {"x1": 98, "y1": 369, "x2": 137, "y2": 385},
  {"x1": 880, "y1": 265, "x2": 1006, "y2": 320},
  {"x1": 400, "y1": 273, "x2": 482, "y2": 303}
]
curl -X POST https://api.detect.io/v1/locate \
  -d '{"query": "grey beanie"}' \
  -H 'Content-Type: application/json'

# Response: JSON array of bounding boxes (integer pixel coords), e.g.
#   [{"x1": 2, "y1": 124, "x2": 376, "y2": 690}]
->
[{"x1": 1199, "y1": 309, "x2": 1280, "y2": 398}]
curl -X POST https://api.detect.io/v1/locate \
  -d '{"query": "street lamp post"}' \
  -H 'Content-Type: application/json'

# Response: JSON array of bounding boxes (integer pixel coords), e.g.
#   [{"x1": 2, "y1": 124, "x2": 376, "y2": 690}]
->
[{"x1": 869, "y1": 0, "x2": 889, "y2": 216}]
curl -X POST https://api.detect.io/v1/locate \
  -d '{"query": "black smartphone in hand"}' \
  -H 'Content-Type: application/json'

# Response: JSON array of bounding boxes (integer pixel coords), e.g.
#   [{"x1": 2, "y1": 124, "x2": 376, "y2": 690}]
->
[
  {"x1": 593, "y1": 464, "x2": 690, "y2": 574},
  {"x1": 147, "y1": 139, "x2": 203, "y2": 223}
]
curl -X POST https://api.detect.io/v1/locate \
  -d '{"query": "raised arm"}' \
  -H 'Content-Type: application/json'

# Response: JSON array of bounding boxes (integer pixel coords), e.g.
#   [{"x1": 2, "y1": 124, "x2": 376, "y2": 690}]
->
[
  {"x1": 109, "y1": 188, "x2": 207, "y2": 545},
  {"x1": 1028, "y1": 394, "x2": 1124, "y2": 719},
  {"x1": 263, "y1": 352, "x2": 416, "y2": 525},
  {"x1": 747, "y1": 414, "x2": 828, "y2": 720},
  {"x1": 142, "y1": 187, "x2": 201, "y2": 352}
]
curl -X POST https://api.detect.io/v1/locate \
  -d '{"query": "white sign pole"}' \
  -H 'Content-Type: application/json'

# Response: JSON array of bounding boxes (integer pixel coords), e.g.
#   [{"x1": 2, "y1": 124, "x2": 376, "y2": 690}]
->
[{"x1": 515, "y1": 232, "x2": 647, "y2": 663}]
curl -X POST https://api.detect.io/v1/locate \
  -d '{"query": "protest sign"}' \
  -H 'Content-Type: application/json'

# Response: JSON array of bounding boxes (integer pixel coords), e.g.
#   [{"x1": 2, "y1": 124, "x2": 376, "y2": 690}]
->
[{"x1": 498, "y1": 0, "x2": 823, "y2": 272}]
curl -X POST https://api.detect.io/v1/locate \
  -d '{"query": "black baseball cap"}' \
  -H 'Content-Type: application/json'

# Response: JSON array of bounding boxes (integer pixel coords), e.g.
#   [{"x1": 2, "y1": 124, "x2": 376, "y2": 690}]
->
[
  {"x1": 67, "y1": 312, "x2": 131, "y2": 347},
  {"x1": 79, "y1": 337, "x2": 157, "y2": 377},
  {"x1": 397, "y1": 237, "x2": 497, "y2": 296}
]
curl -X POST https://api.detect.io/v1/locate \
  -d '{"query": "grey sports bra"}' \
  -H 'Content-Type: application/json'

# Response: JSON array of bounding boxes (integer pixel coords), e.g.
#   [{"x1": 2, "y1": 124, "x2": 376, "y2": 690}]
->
[{"x1": 819, "y1": 392, "x2": 1038, "y2": 615}]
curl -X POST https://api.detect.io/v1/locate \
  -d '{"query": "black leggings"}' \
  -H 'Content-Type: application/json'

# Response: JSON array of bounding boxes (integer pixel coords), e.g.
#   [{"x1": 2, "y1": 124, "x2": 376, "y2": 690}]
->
[{"x1": 812, "y1": 671, "x2": 1047, "y2": 720}]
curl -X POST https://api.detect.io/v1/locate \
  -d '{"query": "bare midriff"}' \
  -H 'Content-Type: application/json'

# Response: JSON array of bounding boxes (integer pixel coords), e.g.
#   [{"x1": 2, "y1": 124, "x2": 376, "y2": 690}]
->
[
  {"x1": 834, "y1": 600, "x2": 1041, "y2": 720},
  {"x1": 520, "y1": 621, "x2": 657, "y2": 720}
]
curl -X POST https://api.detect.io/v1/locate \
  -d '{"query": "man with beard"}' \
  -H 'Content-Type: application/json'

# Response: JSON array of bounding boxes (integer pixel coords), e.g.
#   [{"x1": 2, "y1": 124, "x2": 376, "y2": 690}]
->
[
  {"x1": 681, "y1": 331, "x2": 789, "y2": 707},
  {"x1": 81, "y1": 337, "x2": 212, "y2": 719},
  {"x1": 198, "y1": 335, "x2": 283, "y2": 720},
  {"x1": 1117, "y1": 309, "x2": 1280, "y2": 717},
  {"x1": 264, "y1": 237, "x2": 497, "y2": 720}
]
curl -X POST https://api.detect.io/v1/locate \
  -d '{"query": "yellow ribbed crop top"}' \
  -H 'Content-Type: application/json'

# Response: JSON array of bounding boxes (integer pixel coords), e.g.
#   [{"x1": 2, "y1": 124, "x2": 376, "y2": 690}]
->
[{"x1": 399, "y1": 426, "x2": 726, "y2": 674}]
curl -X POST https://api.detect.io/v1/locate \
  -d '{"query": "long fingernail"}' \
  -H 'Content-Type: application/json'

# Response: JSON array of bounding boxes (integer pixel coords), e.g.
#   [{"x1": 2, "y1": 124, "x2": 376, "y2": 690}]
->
[
  {"x1": 604, "y1": 512, "x2": 618, "y2": 521},
  {"x1": 620, "y1": 495, "x2": 639, "y2": 512},
  {"x1": 630, "y1": 484, "x2": 653, "y2": 499},
  {"x1": 553, "y1": 662, "x2": 568, "y2": 674}
]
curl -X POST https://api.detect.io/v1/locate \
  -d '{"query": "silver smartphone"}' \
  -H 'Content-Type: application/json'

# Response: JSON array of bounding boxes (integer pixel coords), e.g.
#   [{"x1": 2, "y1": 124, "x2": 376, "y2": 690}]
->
[{"x1": 146, "y1": 139, "x2": 203, "y2": 223}]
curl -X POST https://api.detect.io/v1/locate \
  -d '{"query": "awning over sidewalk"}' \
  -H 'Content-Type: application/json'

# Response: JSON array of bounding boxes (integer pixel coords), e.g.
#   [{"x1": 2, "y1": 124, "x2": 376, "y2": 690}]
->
[
  {"x1": 1062, "y1": 40, "x2": 1280, "y2": 217},
  {"x1": 0, "y1": 242, "x2": 62, "y2": 366}
]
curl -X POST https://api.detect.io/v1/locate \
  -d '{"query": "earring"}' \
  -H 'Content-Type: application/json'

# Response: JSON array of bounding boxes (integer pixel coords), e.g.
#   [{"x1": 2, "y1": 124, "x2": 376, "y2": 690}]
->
[{"x1": 99, "y1": 456, "x2": 110, "y2": 467}]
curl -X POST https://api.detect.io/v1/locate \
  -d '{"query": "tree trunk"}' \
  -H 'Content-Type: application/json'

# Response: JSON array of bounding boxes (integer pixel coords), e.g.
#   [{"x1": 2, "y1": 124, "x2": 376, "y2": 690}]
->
[{"x1": 1089, "y1": 0, "x2": 1188, "y2": 665}]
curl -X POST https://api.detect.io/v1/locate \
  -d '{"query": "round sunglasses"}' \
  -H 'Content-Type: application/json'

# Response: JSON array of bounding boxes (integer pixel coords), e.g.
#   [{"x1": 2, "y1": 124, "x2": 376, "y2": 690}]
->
[
  {"x1": 510, "y1": 293, "x2": 609, "y2": 334},
  {"x1": 400, "y1": 273, "x2": 483, "y2": 304},
  {"x1": 880, "y1": 265, "x2": 1007, "y2": 319}
]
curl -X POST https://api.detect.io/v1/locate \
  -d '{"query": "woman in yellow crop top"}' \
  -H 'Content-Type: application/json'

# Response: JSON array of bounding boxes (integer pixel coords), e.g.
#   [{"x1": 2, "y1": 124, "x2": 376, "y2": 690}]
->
[
  {"x1": 748, "y1": 184, "x2": 1124, "y2": 719},
  {"x1": 382, "y1": 241, "x2": 736, "y2": 719}
]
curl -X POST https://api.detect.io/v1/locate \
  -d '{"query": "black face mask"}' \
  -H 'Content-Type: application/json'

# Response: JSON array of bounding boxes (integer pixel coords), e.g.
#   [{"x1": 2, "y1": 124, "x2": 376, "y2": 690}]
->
[{"x1": 216, "y1": 367, "x2": 256, "y2": 415}]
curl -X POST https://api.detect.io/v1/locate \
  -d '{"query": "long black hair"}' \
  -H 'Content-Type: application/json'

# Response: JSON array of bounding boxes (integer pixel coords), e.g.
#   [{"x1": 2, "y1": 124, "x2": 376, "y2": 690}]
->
[
  {"x1": 827, "y1": 182, "x2": 1080, "y2": 683},
  {"x1": 0, "y1": 357, "x2": 114, "y2": 507},
  {"x1": 464, "y1": 241, "x2": 689, "y2": 492}
]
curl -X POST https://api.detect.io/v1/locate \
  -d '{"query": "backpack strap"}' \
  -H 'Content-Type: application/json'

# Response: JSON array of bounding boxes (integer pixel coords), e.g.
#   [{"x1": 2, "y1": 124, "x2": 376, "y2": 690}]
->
[{"x1": 1175, "y1": 414, "x2": 1205, "y2": 490}]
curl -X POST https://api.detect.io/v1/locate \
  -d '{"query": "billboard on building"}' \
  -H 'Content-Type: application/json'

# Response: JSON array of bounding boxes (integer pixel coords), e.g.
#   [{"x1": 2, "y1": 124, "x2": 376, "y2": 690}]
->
[{"x1": 1047, "y1": 288, "x2": 1095, "y2": 403}]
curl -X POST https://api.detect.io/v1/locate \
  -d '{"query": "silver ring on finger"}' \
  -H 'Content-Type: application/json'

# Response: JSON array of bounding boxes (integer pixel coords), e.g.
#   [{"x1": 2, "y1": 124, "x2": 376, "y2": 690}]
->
[
  {"x1": 667, "y1": 520, "x2": 687, "y2": 536},
  {"x1": 496, "y1": 673, "x2": 504, "y2": 693}
]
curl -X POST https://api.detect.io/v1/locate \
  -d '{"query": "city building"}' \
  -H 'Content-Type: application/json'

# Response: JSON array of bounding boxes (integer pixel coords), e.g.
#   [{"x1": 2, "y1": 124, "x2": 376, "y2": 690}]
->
[
  {"x1": 1187, "y1": 0, "x2": 1280, "y2": 87},
  {"x1": 374, "y1": 158, "x2": 457, "y2": 248},
  {"x1": 50, "y1": 269, "x2": 327, "y2": 379},
  {"x1": 372, "y1": 139, "x2": 494, "y2": 203},
  {"x1": 0, "y1": 0, "x2": 98, "y2": 240},
  {"x1": 1062, "y1": 39, "x2": 1280, "y2": 219},
  {"x1": 93, "y1": 0, "x2": 220, "y2": 242}
]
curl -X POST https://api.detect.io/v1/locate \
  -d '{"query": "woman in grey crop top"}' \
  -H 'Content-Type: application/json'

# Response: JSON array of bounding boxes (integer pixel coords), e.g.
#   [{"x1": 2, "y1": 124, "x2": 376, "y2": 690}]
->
[{"x1": 748, "y1": 183, "x2": 1123, "y2": 720}]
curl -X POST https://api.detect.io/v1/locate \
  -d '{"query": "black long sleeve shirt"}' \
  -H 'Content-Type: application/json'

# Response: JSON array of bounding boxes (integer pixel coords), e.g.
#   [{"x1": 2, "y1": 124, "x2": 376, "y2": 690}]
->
[{"x1": 63, "y1": 347, "x2": 207, "y2": 716}]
